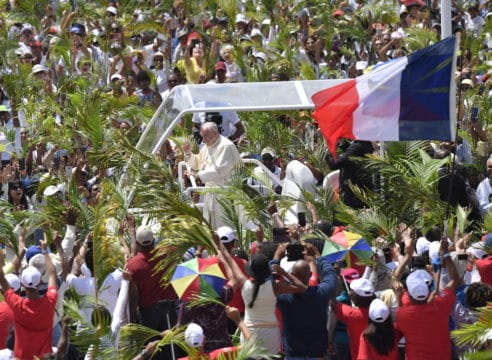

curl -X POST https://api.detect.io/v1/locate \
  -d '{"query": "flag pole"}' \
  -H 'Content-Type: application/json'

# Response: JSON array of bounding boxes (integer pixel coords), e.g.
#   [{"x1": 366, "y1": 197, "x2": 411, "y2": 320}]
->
[{"x1": 441, "y1": 0, "x2": 452, "y2": 39}]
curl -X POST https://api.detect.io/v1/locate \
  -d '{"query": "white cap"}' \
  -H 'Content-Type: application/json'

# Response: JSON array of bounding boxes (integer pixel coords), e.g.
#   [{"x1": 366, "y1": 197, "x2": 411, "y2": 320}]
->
[
  {"x1": 216, "y1": 226, "x2": 235, "y2": 243},
  {"x1": 406, "y1": 270, "x2": 430, "y2": 300},
  {"x1": 467, "y1": 242, "x2": 487, "y2": 259},
  {"x1": 106, "y1": 6, "x2": 117, "y2": 15},
  {"x1": 157, "y1": 33, "x2": 166, "y2": 41},
  {"x1": 349, "y1": 278, "x2": 374, "y2": 297},
  {"x1": 250, "y1": 28, "x2": 263, "y2": 38},
  {"x1": 136, "y1": 225, "x2": 154, "y2": 246},
  {"x1": 254, "y1": 52, "x2": 267, "y2": 62},
  {"x1": 428, "y1": 241, "x2": 441, "y2": 261},
  {"x1": 235, "y1": 13, "x2": 248, "y2": 24},
  {"x1": 111, "y1": 73, "x2": 123, "y2": 82},
  {"x1": 32, "y1": 64, "x2": 48, "y2": 74},
  {"x1": 369, "y1": 298, "x2": 390, "y2": 323},
  {"x1": 43, "y1": 185, "x2": 60, "y2": 197},
  {"x1": 261, "y1": 18, "x2": 271, "y2": 26},
  {"x1": 261, "y1": 147, "x2": 276, "y2": 158},
  {"x1": 416, "y1": 237, "x2": 431, "y2": 256},
  {"x1": 411, "y1": 269, "x2": 433, "y2": 285},
  {"x1": 355, "y1": 61, "x2": 368, "y2": 71},
  {"x1": 185, "y1": 323, "x2": 204, "y2": 348},
  {"x1": 5, "y1": 273, "x2": 20, "y2": 292},
  {"x1": 21, "y1": 266, "x2": 41, "y2": 289}
]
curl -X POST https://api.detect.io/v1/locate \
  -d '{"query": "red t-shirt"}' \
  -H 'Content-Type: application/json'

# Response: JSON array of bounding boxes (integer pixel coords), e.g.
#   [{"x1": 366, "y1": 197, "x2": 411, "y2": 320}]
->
[
  {"x1": 5, "y1": 286, "x2": 57, "y2": 360},
  {"x1": 335, "y1": 302, "x2": 370, "y2": 360},
  {"x1": 395, "y1": 287, "x2": 455, "y2": 360},
  {"x1": 476, "y1": 256, "x2": 492, "y2": 286},
  {"x1": 357, "y1": 331, "x2": 401, "y2": 360},
  {"x1": 0, "y1": 301, "x2": 13, "y2": 348},
  {"x1": 127, "y1": 248, "x2": 177, "y2": 308},
  {"x1": 177, "y1": 346, "x2": 239, "y2": 360}
]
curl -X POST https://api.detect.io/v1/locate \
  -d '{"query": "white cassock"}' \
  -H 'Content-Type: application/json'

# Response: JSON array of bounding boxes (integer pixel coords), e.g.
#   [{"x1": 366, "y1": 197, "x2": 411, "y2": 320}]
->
[{"x1": 186, "y1": 135, "x2": 242, "y2": 228}]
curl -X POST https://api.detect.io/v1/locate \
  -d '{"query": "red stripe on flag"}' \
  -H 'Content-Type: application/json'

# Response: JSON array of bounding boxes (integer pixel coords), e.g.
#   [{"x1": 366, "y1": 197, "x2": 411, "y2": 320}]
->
[{"x1": 312, "y1": 80, "x2": 358, "y2": 157}]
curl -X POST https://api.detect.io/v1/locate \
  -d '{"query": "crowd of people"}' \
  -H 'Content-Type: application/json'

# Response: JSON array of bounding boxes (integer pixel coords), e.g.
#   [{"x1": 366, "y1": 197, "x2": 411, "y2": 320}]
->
[{"x1": 0, "y1": 0, "x2": 491, "y2": 359}]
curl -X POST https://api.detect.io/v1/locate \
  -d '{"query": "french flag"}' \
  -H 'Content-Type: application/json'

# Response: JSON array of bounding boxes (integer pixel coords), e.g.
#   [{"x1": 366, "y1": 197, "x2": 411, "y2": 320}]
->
[{"x1": 312, "y1": 36, "x2": 458, "y2": 156}]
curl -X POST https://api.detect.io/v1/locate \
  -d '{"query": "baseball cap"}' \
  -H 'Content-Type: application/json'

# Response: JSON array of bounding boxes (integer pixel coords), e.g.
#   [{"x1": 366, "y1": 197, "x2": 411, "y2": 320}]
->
[
  {"x1": 245, "y1": 254, "x2": 271, "y2": 279},
  {"x1": 70, "y1": 23, "x2": 86, "y2": 35},
  {"x1": 261, "y1": 147, "x2": 276, "y2": 158},
  {"x1": 136, "y1": 225, "x2": 154, "y2": 246},
  {"x1": 333, "y1": 9, "x2": 345, "y2": 17},
  {"x1": 406, "y1": 270, "x2": 430, "y2": 300},
  {"x1": 411, "y1": 269, "x2": 433, "y2": 285},
  {"x1": 369, "y1": 298, "x2": 390, "y2": 323},
  {"x1": 32, "y1": 64, "x2": 48, "y2": 74},
  {"x1": 21, "y1": 266, "x2": 41, "y2": 289},
  {"x1": 461, "y1": 78, "x2": 474, "y2": 88},
  {"x1": 185, "y1": 323, "x2": 204, "y2": 348},
  {"x1": 416, "y1": 237, "x2": 430, "y2": 256},
  {"x1": 110, "y1": 73, "x2": 123, "y2": 82},
  {"x1": 467, "y1": 242, "x2": 487, "y2": 259},
  {"x1": 26, "y1": 245, "x2": 42, "y2": 263},
  {"x1": 341, "y1": 268, "x2": 360, "y2": 284},
  {"x1": 235, "y1": 13, "x2": 248, "y2": 24},
  {"x1": 177, "y1": 29, "x2": 188, "y2": 39},
  {"x1": 214, "y1": 61, "x2": 226, "y2": 72},
  {"x1": 106, "y1": 6, "x2": 117, "y2": 15},
  {"x1": 0, "y1": 105, "x2": 9, "y2": 112},
  {"x1": 216, "y1": 226, "x2": 235, "y2": 243},
  {"x1": 350, "y1": 278, "x2": 374, "y2": 297},
  {"x1": 4, "y1": 273, "x2": 20, "y2": 292},
  {"x1": 251, "y1": 28, "x2": 263, "y2": 38}
]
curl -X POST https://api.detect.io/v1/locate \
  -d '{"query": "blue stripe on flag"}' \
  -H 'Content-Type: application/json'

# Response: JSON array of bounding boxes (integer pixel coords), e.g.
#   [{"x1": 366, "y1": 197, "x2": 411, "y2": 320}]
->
[{"x1": 399, "y1": 36, "x2": 456, "y2": 141}]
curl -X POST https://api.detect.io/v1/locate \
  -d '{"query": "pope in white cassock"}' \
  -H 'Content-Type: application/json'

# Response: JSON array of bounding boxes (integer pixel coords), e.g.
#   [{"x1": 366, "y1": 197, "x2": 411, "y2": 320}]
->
[{"x1": 183, "y1": 122, "x2": 242, "y2": 228}]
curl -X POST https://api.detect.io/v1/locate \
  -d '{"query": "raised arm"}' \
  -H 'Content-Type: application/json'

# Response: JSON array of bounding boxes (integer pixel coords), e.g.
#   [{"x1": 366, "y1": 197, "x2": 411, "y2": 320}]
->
[{"x1": 40, "y1": 233, "x2": 57, "y2": 288}]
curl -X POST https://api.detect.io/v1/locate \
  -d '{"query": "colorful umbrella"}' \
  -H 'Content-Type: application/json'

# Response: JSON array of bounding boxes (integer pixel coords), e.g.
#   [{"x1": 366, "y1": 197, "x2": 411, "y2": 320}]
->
[
  {"x1": 171, "y1": 257, "x2": 226, "y2": 302},
  {"x1": 322, "y1": 231, "x2": 373, "y2": 267}
]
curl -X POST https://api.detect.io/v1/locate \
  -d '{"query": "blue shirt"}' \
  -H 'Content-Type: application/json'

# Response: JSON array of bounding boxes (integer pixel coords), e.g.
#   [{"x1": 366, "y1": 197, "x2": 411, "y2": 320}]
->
[{"x1": 276, "y1": 257, "x2": 338, "y2": 357}]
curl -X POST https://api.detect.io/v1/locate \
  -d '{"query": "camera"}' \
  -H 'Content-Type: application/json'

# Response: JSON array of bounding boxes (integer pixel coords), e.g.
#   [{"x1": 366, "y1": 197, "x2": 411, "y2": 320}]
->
[
  {"x1": 286, "y1": 243, "x2": 305, "y2": 262},
  {"x1": 273, "y1": 227, "x2": 289, "y2": 243}
]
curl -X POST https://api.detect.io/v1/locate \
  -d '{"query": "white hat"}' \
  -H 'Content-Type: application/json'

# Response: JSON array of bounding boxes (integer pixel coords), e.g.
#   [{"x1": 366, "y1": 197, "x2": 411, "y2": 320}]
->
[
  {"x1": 349, "y1": 278, "x2": 374, "y2": 297},
  {"x1": 411, "y1": 269, "x2": 433, "y2": 285},
  {"x1": 106, "y1": 6, "x2": 118, "y2": 15},
  {"x1": 369, "y1": 298, "x2": 390, "y2": 323},
  {"x1": 416, "y1": 237, "x2": 431, "y2": 256},
  {"x1": 32, "y1": 64, "x2": 48, "y2": 74},
  {"x1": 185, "y1": 323, "x2": 204, "y2": 348},
  {"x1": 254, "y1": 52, "x2": 267, "y2": 62},
  {"x1": 216, "y1": 226, "x2": 235, "y2": 243},
  {"x1": 235, "y1": 13, "x2": 248, "y2": 24},
  {"x1": 461, "y1": 78, "x2": 474, "y2": 88},
  {"x1": 250, "y1": 28, "x2": 263, "y2": 38},
  {"x1": 5, "y1": 273, "x2": 20, "y2": 292},
  {"x1": 43, "y1": 185, "x2": 61, "y2": 197},
  {"x1": 406, "y1": 270, "x2": 430, "y2": 300},
  {"x1": 110, "y1": 73, "x2": 123, "y2": 82},
  {"x1": 136, "y1": 225, "x2": 154, "y2": 246},
  {"x1": 261, "y1": 18, "x2": 271, "y2": 26},
  {"x1": 428, "y1": 241, "x2": 441, "y2": 261},
  {"x1": 157, "y1": 33, "x2": 166, "y2": 41},
  {"x1": 261, "y1": 147, "x2": 276, "y2": 158},
  {"x1": 29, "y1": 254, "x2": 47, "y2": 283},
  {"x1": 467, "y1": 242, "x2": 487, "y2": 259},
  {"x1": 21, "y1": 266, "x2": 41, "y2": 289},
  {"x1": 355, "y1": 61, "x2": 368, "y2": 71}
]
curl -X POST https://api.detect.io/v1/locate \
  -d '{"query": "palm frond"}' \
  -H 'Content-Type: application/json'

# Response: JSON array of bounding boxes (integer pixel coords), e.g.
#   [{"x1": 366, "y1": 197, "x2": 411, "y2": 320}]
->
[
  {"x1": 186, "y1": 293, "x2": 225, "y2": 309},
  {"x1": 119, "y1": 324, "x2": 197, "y2": 360},
  {"x1": 452, "y1": 306, "x2": 492, "y2": 349}
]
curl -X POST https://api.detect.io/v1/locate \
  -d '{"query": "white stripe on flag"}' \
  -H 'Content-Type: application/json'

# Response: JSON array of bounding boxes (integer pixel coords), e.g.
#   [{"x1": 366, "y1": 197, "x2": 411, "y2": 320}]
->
[{"x1": 352, "y1": 57, "x2": 408, "y2": 141}]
